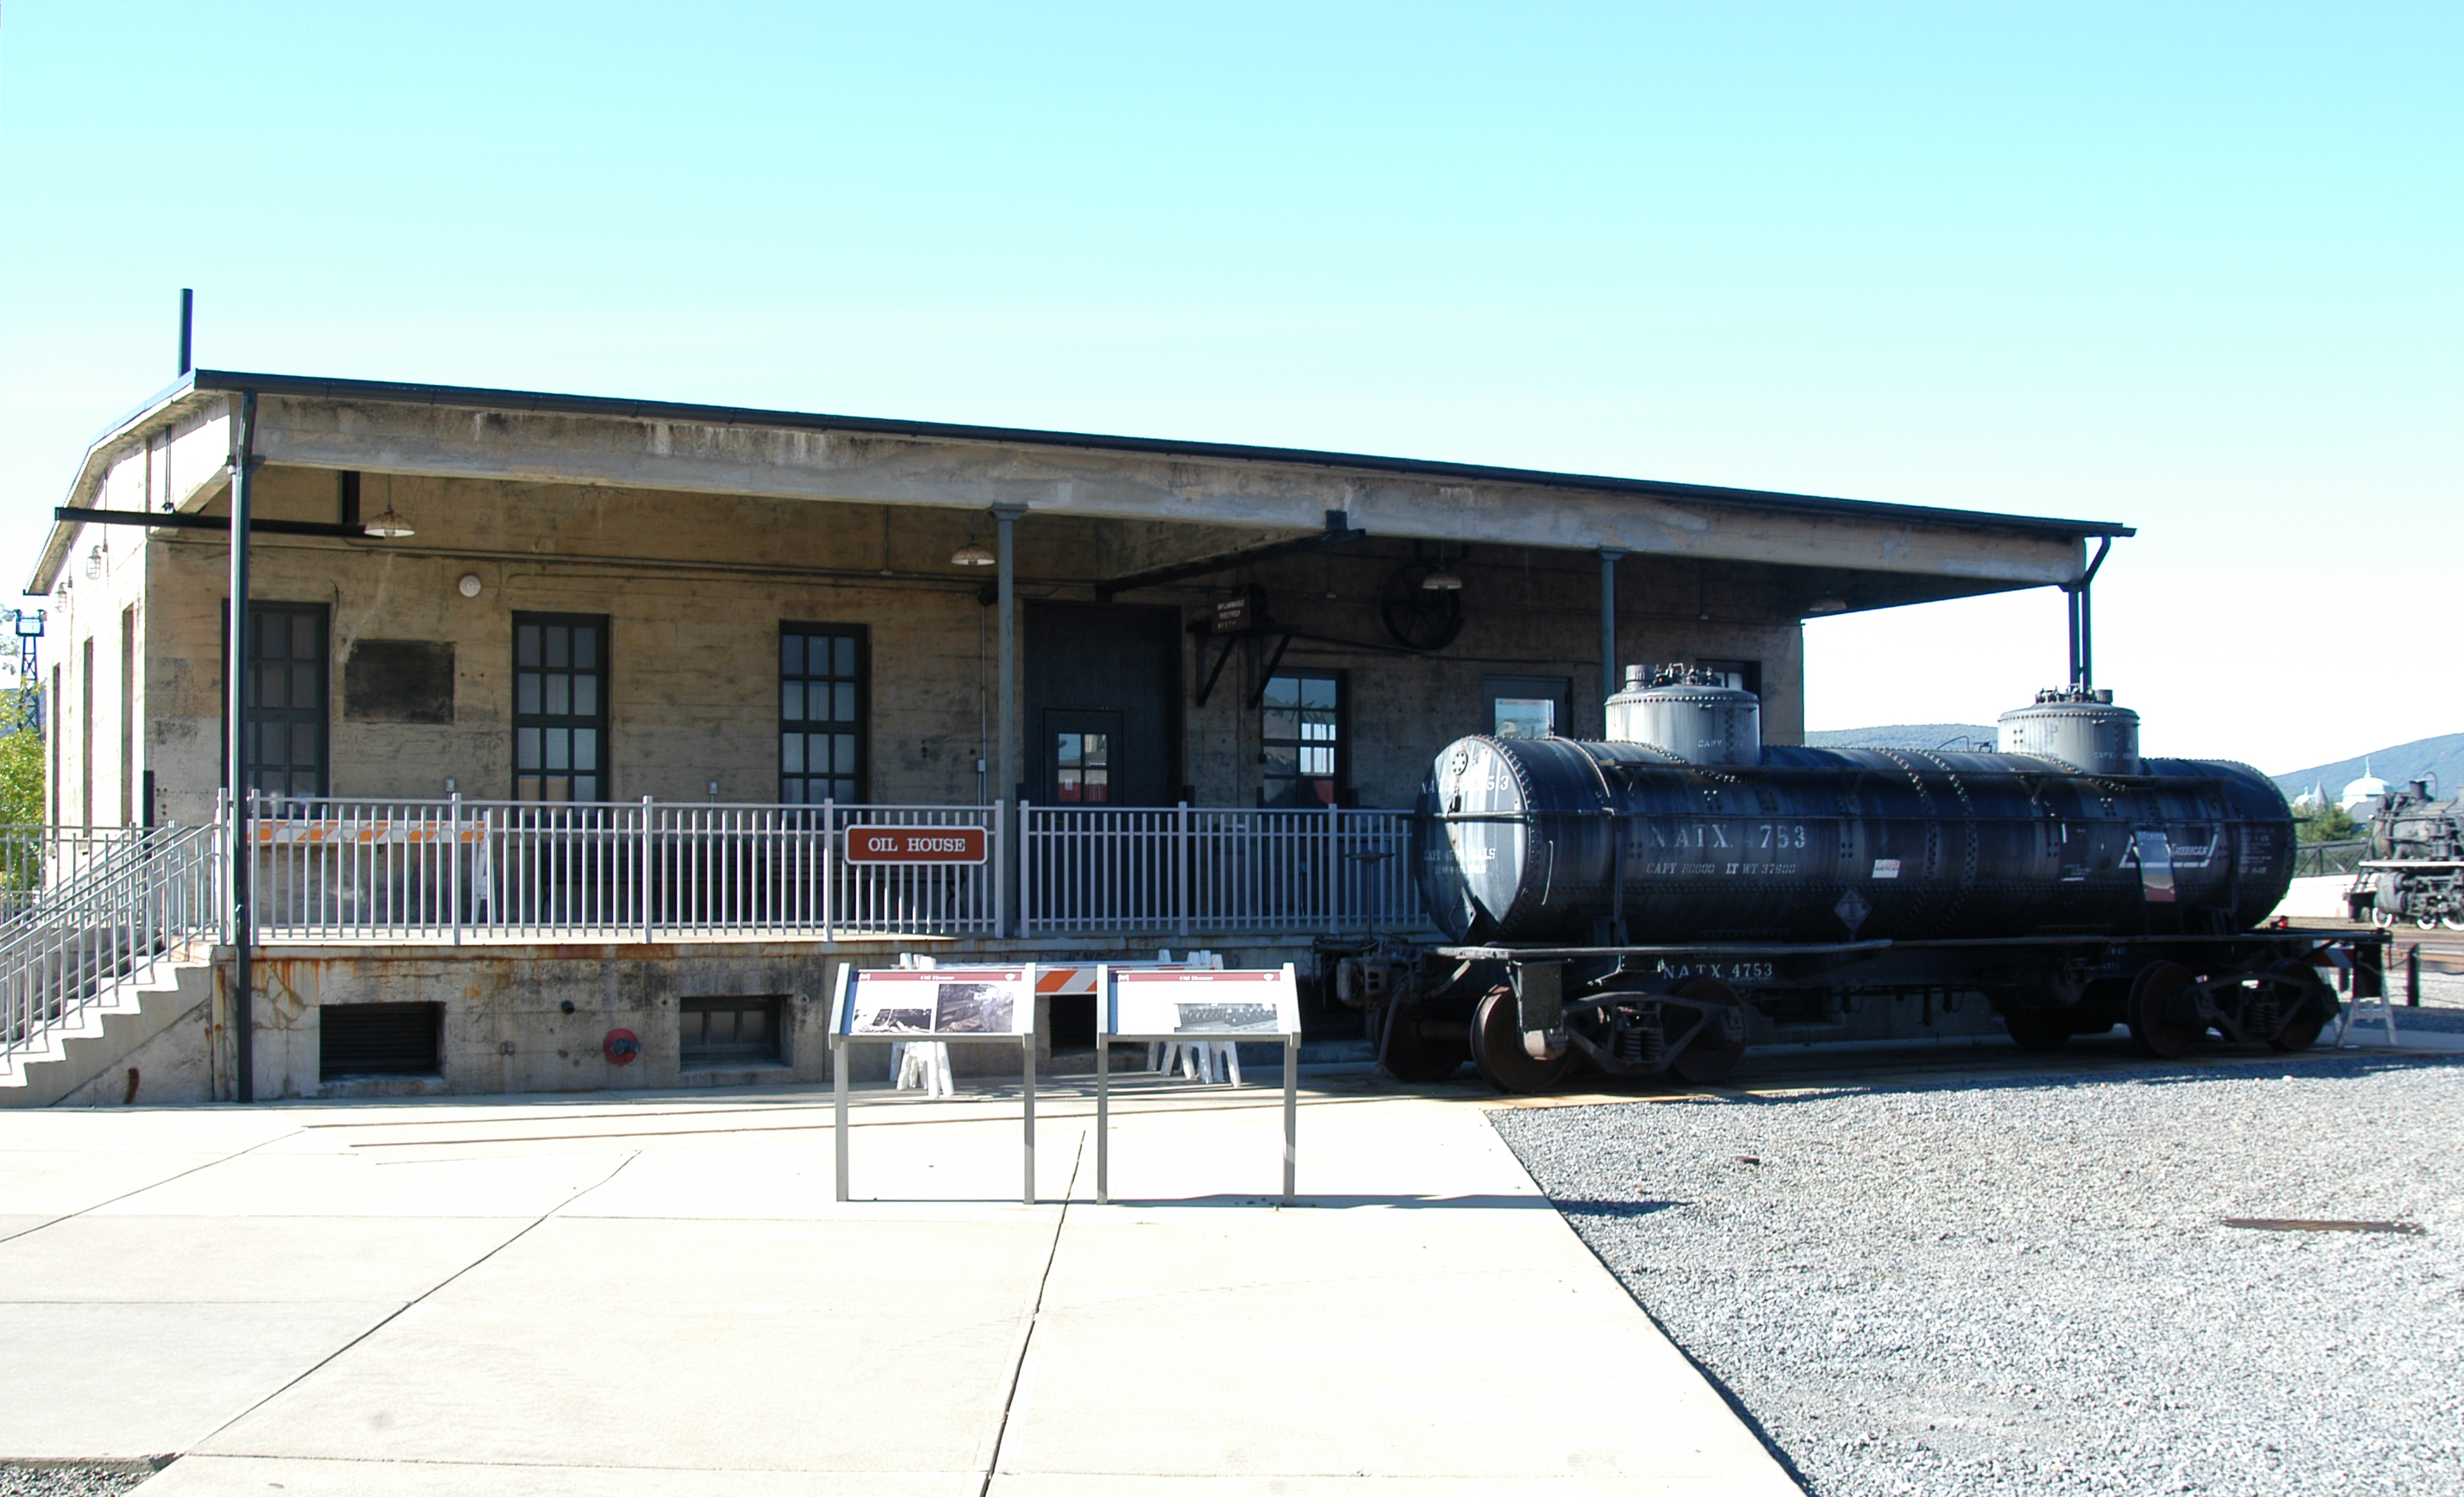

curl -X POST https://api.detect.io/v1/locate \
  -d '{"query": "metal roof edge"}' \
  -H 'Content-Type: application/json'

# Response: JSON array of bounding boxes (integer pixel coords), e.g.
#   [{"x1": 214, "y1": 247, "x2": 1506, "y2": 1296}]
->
[
  {"x1": 27, "y1": 374, "x2": 210, "y2": 595},
  {"x1": 187, "y1": 369, "x2": 2136, "y2": 542}
]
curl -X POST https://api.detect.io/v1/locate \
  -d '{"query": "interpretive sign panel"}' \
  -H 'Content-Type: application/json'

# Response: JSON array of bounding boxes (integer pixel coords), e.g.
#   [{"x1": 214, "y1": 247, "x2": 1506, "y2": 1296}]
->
[
  {"x1": 1104, "y1": 967, "x2": 1300, "y2": 1041},
  {"x1": 833, "y1": 966, "x2": 1034, "y2": 1037},
  {"x1": 829, "y1": 964, "x2": 1040, "y2": 1205},
  {"x1": 1096, "y1": 963, "x2": 1302, "y2": 1206}
]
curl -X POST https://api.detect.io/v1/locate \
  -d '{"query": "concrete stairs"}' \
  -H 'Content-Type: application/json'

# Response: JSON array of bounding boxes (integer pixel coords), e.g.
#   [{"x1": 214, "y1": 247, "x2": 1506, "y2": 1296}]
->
[{"x1": 0, "y1": 951, "x2": 217, "y2": 1107}]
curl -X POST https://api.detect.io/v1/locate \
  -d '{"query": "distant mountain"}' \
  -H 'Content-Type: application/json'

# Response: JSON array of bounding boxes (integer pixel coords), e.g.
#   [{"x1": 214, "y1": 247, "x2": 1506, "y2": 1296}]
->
[
  {"x1": 1804, "y1": 723, "x2": 1998, "y2": 752},
  {"x1": 2272, "y1": 733, "x2": 2464, "y2": 802}
]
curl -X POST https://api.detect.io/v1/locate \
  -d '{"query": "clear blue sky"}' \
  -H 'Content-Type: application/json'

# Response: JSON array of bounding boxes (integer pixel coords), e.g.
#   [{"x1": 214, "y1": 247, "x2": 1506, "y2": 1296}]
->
[{"x1": 3, "y1": 3, "x2": 2453, "y2": 772}]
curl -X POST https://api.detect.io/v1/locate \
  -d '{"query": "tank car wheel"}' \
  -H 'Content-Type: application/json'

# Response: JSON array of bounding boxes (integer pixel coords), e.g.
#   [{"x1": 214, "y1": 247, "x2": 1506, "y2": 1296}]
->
[
  {"x1": 2004, "y1": 1012, "x2": 2072, "y2": 1052},
  {"x1": 1669, "y1": 979, "x2": 1749, "y2": 1085},
  {"x1": 2262, "y1": 960, "x2": 2331, "y2": 1053},
  {"x1": 1470, "y1": 987, "x2": 1573, "y2": 1093},
  {"x1": 1369, "y1": 1005, "x2": 1462, "y2": 1083},
  {"x1": 2126, "y1": 961, "x2": 2205, "y2": 1060}
]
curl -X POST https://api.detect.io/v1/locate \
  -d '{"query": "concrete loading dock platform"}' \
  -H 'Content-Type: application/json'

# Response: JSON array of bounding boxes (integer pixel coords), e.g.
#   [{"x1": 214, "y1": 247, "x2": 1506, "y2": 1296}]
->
[{"x1": 0, "y1": 1071, "x2": 1799, "y2": 1495}]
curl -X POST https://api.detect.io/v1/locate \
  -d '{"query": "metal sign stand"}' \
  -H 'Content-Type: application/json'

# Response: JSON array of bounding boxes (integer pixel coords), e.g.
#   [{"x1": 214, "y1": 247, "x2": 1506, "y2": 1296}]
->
[
  {"x1": 1094, "y1": 964, "x2": 1302, "y2": 1207},
  {"x1": 830, "y1": 964, "x2": 1039, "y2": 1205}
]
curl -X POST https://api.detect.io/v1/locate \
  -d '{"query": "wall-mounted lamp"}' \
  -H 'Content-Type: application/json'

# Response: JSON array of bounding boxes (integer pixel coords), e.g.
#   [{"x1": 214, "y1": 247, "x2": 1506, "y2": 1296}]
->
[
  {"x1": 949, "y1": 540, "x2": 997, "y2": 567},
  {"x1": 458, "y1": 574, "x2": 483, "y2": 598},
  {"x1": 1806, "y1": 598, "x2": 1849, "y2": 616},
  {"x1": 83, "y1": 544, "x2": 106, "y2": 580},
  {"x1": 363, "y1": 504, "x2": 416, "y2": 539}
]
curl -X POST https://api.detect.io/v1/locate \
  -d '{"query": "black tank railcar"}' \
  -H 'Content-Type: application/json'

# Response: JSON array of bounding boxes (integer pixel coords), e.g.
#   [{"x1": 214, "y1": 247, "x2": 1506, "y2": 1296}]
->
[
  {"x1": 1341, "y1": 670, "x2": 2385, "y2": 1093},
  {"x1": 2347, "y1": 777, "x2": 2464, "y2": 931}
]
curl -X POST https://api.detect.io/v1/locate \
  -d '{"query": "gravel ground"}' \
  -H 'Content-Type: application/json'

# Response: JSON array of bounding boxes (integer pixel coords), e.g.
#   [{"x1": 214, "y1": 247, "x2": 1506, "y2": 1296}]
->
[
  {"x1": 0, "y1": 1468, "x2": 153, "y2": 1497},
  {"x1": 1493, "y1": 1053, "x2": 2464, "y2": 1497}
]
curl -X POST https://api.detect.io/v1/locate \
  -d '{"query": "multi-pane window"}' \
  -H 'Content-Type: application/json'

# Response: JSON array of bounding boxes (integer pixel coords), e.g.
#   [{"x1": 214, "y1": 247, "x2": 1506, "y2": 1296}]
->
[
  {"x1": 780, "y1": 625, "x2": 866, "y2": 804},
  {"x1": 238, "y1": 604, "x2": 328, "y2": 801},
  {"x1": 1055, "y1": 730, "x2": 1110, "y2": 803},
  {"x1": 1261, "y1": 672, "x2": 1342, "y2": 808},
  {"x1": 513, "y1": 614, "x2": 607, "y2": 802}
]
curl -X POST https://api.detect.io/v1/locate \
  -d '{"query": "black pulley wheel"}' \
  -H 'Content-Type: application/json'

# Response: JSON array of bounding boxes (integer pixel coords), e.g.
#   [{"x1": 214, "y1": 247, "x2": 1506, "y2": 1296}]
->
[
  {"x1": 1470, "y1": 987, "x2": 1572, "y2": 1094},
  {"x1": 2263, "y1": 960, "x2": 2330, "y2": 1053},
  {"x1": 2127, "y1": 961, "x2": 2204, "y2": 1059},
  {"x1": 1669, "y1": 978, "x2": 1748, "y2": 1084},
  {"x1": 2004, "y1": 1011, "x2": 2072, "y2": 1052},
  {"x1": 1370, "y1": 1005, "x2": 1461, "y2": 1082},
  {"x1": 1379, "y1": 565, "x2": 1465, "y2": 650}
]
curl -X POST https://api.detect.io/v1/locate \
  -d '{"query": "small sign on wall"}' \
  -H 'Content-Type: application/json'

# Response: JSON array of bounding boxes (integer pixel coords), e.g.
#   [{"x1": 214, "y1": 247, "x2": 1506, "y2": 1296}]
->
[{"x1": 842, "y1": 825, "x2": 989, "y2": 864}]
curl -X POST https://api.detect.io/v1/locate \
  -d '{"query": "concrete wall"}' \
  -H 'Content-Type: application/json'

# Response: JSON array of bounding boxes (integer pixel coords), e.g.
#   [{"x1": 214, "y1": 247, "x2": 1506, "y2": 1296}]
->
[
  {"x1": 222, "y1": 935, "x2": 1321, "y2": 1100},
  {"x1": 50, "y1": 461, "x2": 1809, "y2": 824}
]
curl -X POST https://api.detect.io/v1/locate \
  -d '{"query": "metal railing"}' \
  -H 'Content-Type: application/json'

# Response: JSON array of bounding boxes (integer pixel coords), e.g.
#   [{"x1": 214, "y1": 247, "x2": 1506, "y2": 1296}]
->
[
  {"x1": 0, "y1": 824, "x2": 155, "y2": 919},
  {"x1": 1020, "y1": 802, "x2": 1426, "y2": 935},
  {"x1": 2294, "y1": 839, "x2": 2369, "y2": 879},
  {"x1": 247, "y1": 797, "x2": 1001, "y2": 942},
  {"x1": 0, "y1": 822, "x2": 220, "y2": 1064}
]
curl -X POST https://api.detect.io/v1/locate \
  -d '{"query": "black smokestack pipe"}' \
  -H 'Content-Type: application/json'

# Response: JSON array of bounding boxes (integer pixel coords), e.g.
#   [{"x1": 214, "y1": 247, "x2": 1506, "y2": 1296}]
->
[{"x1": 178, "y1": 289, "x2": 194, "y2": 376}]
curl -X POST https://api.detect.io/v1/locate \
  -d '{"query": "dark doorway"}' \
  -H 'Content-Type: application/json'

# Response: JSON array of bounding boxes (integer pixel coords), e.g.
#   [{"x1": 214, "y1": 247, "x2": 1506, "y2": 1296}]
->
[{"x1": 1023, "y1": 603, "x2": 1179, "y2": 806}]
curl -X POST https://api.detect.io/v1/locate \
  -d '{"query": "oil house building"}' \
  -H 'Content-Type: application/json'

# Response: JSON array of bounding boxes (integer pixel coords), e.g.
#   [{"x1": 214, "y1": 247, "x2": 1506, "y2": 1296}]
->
[{"x1": 5, "y1": 369, "x2": 2124, "y2": 1104}]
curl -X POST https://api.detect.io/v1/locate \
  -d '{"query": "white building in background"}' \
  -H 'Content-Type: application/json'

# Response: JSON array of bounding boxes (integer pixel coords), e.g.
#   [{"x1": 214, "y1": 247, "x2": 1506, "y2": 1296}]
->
[{"x1": 2340, "y1": 760, "x2": 2388, "y2": 815}]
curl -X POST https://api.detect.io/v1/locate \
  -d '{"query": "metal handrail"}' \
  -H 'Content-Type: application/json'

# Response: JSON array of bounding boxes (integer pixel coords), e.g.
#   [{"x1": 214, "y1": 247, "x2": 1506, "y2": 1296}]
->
[{"x1": 0, "y1": 822, "x2": 220, "y2": 1064}]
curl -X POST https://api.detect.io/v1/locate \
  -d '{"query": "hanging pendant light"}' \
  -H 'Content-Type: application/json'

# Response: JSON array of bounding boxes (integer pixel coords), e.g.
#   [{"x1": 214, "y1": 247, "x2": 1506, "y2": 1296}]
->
[
  {"x1": 362, "y1": 504, "x2": 416, "y2": 539},
  {"x1": 950, "y1": 540, "x2": 997, "y2": 567},
  {"x1": 1420, "y1": 562, "x2": 1463, "y2": 591}
]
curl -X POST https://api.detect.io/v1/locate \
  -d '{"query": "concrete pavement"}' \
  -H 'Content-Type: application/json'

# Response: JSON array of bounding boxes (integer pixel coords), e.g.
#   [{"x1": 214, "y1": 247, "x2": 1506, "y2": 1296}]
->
[{"x1": 0, "y1": 1071, "x2": 1800, "y2": 1495}]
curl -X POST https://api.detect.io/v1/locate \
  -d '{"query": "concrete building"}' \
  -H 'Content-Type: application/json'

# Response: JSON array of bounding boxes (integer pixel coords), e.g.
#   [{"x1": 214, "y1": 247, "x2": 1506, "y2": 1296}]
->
[{"x1": 9, "y1": 369, "x2": 2127, "y2": 1104}]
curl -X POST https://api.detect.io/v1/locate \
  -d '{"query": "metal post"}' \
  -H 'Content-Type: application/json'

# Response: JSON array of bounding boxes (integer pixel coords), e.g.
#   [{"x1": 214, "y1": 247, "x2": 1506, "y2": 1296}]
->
[
  {"x1": 1022, "y1": 1033, "x2": 1036, "y2": 1206},
  {"x1": 832, "y1": 1035, "x2": 848, "y2": 1202},
  {"x1": 2407, "y1": 944, "x2": 2420, "y2": 1007},
  {"x1": 639, "y1": 795, "x2": 654, "y2": 943},
  {"x1": 1096, "y1": 1016, "x2": 1110, "y2": 1206},
  {"x1": 447, "y1": 791, "x2": 462, "y2": 947},
  {"x1": 227, "y1": 390, "x2": 257, "y2": 1104},
  {"x1": 1598, "y1": 548, "x2": 1625, "y2": 735},
  {"x1": 1282, "y1": 1033, "x2": 1298, "y2": 1206},
  {"x1": 993, "y1": 503, "x2": 1025, "y2": 936},
  {"x1": 1324, "y1": 799, "x2": 1340, "y2": 928},
  {"x1": 991, "y1": 799, "x2": 1006, "y2": 936},
  {"x1": 1175, "y1": 801, "x2": 1190, "y2": 938},
  {"x1": 822, "y1": 799, "x2": 836, "y2": 941},
  {"x1": 178, "y1": 289, "x2": 194, "y2": 377}
]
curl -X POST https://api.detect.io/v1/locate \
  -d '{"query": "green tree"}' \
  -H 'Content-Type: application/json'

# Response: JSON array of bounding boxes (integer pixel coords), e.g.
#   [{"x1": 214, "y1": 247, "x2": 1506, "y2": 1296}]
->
[
  {"x1": 2296, "y1": 803, "x2": 2359, "y2": 843},
  {"x1": 0, "y1": 683, "x2": 45, "y2": 893}
]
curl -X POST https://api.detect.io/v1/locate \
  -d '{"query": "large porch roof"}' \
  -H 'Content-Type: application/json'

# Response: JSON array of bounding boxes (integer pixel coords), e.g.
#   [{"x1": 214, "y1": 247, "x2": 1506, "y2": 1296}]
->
[{"x1": 31, "y1": 370, "x2": 2129, "y2": 607}]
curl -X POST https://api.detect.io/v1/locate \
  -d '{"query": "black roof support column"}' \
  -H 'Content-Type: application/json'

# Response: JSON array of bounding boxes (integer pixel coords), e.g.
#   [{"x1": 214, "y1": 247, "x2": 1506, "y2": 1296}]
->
[
  {"x1": 1598, "y1": 548, "x2": 1626, "y2": 737},
  {"x1": 227, "y1": 391, "x2": 256, "y2": 1103},
  {"x1": 992, "y1": 504, "x2": 1026, "y2": 936}
]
